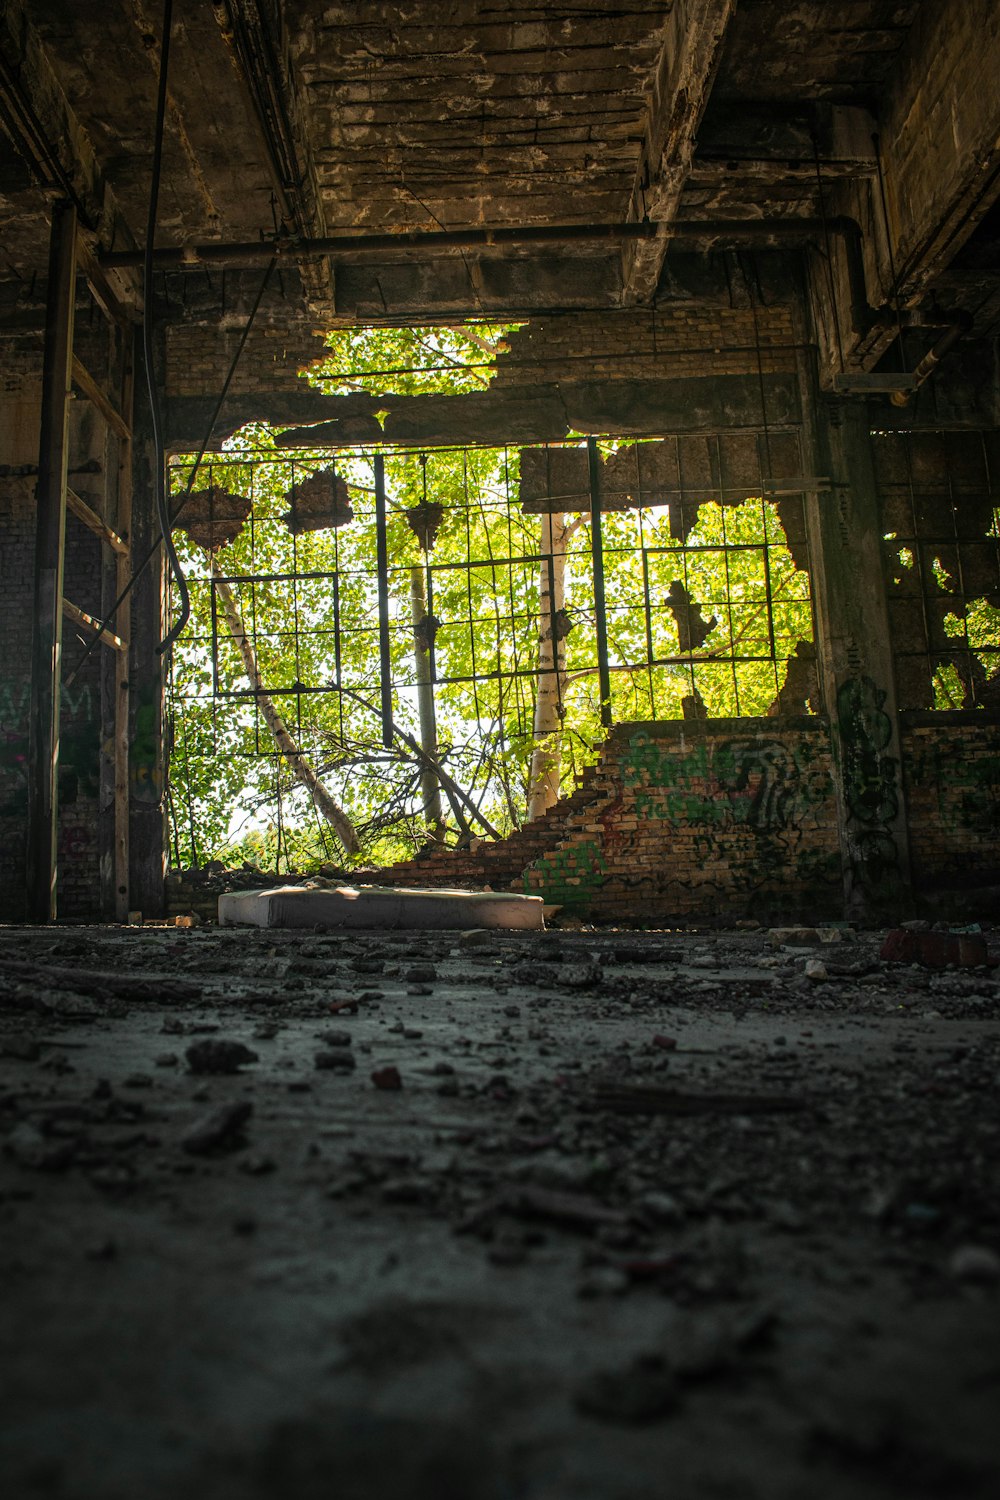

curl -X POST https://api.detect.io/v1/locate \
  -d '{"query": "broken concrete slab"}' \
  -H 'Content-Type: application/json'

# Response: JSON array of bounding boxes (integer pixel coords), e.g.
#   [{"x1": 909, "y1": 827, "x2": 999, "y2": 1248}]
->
[{"x1": 218, "y1": 884, "x2": 545, "y2": 932}]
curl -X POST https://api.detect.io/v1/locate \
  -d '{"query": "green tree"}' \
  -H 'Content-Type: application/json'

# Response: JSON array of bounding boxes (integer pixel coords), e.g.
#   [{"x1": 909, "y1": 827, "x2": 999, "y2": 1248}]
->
[{"x1": 164, "y1": 334, "x2": 816, "y2": 869}]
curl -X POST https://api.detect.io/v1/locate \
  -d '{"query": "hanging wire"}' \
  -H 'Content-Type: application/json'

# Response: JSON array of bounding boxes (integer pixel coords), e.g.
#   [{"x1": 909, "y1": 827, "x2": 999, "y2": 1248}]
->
[{"x1": 141, "y1": 0, "x2": 191, "y2": 656}]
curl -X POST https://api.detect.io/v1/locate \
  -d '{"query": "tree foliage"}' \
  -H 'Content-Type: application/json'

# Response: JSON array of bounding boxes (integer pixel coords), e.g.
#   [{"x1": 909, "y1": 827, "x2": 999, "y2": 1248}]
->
[{"x1": 164, "y1": 332, "x2": 817, "y2": 870}]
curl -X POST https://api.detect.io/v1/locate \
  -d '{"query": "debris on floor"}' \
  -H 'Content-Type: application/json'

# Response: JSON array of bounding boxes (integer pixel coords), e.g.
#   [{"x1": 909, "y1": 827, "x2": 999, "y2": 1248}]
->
[{"x1": 1, "y1": 919, "x2": 999, "y2": 1499}]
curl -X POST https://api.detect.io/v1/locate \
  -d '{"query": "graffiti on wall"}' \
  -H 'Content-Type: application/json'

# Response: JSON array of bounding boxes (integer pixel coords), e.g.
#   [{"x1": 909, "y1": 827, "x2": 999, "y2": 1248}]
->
[
  {"x1": 835, "y1": 675, "x2": 905, "y2": 913},
  {"x1": 0, "y1": 682, "x2": 99, "y2": 811},
  {"x1": 528, "y1": 729, "x2": 842, "y2": 921},
  {"x1": 623, "y1": 731, "x2": 833, "y2": 833}
]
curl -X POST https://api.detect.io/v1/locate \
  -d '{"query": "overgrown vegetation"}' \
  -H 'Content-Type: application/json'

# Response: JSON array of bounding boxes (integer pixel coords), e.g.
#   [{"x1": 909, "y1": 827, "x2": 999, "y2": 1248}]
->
[{"x1": 164, "y1": 326, "x2": 815, "y2": 871}]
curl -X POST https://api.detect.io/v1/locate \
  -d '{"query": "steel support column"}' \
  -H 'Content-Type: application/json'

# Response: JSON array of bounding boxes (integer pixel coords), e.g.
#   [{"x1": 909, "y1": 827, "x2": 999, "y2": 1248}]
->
[
  {"x1": 373, "y1": 453, "x2": 393, "y2": 747},
  {"x1": 26, "y1": 201, "x2": 77, "y2": 922},
  {"x1": 587, "y1": 436, "x2": 613, "y2": 727}
]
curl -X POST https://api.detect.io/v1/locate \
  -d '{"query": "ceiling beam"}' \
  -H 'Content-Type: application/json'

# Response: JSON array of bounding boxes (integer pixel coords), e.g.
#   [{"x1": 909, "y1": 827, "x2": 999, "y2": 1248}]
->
[
  {"x1": 621, "y1": 0, "x2": 737, "y2": 304},
  {"x1": 214, "y1": 0, "x2": 334, "y2": 310},
  {"x1": 0, "y1": 0, "x2": 139, "y2": 303},
  {"x1": 689, "y1": 102, "x2": 878, "y2": 186}
]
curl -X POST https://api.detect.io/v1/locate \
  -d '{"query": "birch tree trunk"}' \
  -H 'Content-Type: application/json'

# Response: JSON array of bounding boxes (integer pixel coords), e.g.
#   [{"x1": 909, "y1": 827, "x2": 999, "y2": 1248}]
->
[
  {"x1": 211, "y1": 565, "x2": 360, "y2": 856},
  {"x1": 526, "y1": 512, "x2": 572, "y2": 822}
]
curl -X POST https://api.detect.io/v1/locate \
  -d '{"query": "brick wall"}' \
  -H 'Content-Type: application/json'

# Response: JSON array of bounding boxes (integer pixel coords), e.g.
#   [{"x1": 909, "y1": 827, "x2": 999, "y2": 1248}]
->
[
  {"x1": 902, "y1": 713, "x2": 1000, "y2": 893},
  {"x1": 382, "y1": 717, "x2": 843, "y2": 925},
  {"x1": 163, "y1": 300, "x2": 796, "y2": 404},
  {"x1": 159, "y1": 711, "x2": 1000, "y2": 928},
  {"x1": 493, "y1": 305, "x2": 797, "y2": 387},
  {"x1": 165, "y1": 323, "x2": 329, "y2": 399},
  {"x1": 0, "y1": 369, "x2": 107, "y2": 922}
]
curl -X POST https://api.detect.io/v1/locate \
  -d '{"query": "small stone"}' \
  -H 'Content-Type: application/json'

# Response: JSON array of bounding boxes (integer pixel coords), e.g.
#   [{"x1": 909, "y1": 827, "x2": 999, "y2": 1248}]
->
[
  {"x1": 372, "y1": 1065, "x2": 403, "y2": 1091},
  {"x1": 181, "y1": 1101, "x2": 253, "y2": 1155},
  {"x1": 768, "y1": 927, "x2": 821, "y2": 947},
  {"x1": 949, "y1": 1244, "x2": 1000, "y2": 1283},
  {"x1": 185, "y1": 1039, "x2": 258, "y2": 1075},
  {"x1": 639, "y1": 1190, "x2": 684, "y2": 1225},
  {"x1": 804, "y1": 959, "x2": 828, "y2": 982},
  {"x1": 315, "y1": 1030, "x2": 352, "y2": 1048},
  {"x1": 315, "y1": 1049, "x2": 357, "y2": 1072},
  {"x1": 457, "y1": 929, "x2": 494, "y2": 949}
]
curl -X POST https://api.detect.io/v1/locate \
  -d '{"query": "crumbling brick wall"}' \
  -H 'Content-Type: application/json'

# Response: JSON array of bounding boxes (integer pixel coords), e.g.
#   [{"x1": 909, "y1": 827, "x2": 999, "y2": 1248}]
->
[
  {"x1": 493, "y1": 304, "x2": 797, "y2": 386},
  {"x1": 902, "y1": 713, "x2": 1000, "y2": 894},
  {"x1": 165, "y1": 322, "x2": 329, "y2": 399},
  {"x1": 385, "y1": 717, "x2": 842, "y2": 925},
  {"x1": 520, "y1": 719, "x2": 841, "y2": 924}
]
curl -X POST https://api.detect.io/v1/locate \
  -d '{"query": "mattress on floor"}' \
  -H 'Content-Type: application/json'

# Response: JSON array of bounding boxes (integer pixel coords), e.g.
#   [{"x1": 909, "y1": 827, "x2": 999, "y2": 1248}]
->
[{"x1": 218, "y1": 883, "x2": 545, "y2": 931}]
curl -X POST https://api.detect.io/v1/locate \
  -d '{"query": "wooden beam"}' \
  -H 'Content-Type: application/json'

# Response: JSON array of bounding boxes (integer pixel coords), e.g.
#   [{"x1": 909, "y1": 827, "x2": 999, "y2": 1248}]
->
[
  {"x1": 62, "y1": 596, "x2": 127, "y2": 653},
  {"x1": 622, "y1": 0, "x2": 736, "y2": 304},
  {"x1": 27, "y1": 201, "x2": 77, "y2": 923},
  {"x1": 66, "y1": 485, "x2": 128, "y2": 555},
  {"x1": 74, "y1": 236, "x2": 140, "y2": 331},
  {"x1": 71, "y1": 355, "x2": 132, "y2": 441}
]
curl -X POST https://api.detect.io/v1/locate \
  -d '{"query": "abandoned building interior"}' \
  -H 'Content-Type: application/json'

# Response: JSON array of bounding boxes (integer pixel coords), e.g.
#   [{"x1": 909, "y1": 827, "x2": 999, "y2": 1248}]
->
[{"x1": 1, "y1": 2, "x2": 999, "y2": 1497}]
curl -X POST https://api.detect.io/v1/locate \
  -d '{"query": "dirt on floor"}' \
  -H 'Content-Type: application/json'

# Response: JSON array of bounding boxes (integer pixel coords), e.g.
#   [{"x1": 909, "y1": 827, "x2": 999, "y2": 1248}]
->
[{"x1": 1, "y1": 916, "x2": 999, "y2": 1500}]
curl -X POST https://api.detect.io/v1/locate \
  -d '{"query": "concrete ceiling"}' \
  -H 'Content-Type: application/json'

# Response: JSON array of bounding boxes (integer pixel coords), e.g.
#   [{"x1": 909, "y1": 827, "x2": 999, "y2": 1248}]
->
[{"x1": 1, "y1": 0, "x2": 998, "y2": 342}]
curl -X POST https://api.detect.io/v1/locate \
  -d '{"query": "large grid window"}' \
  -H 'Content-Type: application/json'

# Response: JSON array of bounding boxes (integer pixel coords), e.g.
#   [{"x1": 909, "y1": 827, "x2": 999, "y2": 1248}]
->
[
  {"x1": 877, "y1": 431, "x2": 1000, "y2": 711},
  {"x1": 166, "y1": 433, "x2": 816, "y2": 863}
]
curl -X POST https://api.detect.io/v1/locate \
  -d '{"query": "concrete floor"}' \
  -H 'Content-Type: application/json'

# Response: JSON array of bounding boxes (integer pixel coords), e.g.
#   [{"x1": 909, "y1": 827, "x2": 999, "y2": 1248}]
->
[{"x1": 1, "y1": 918, "x2": 999, "y2": 1499}]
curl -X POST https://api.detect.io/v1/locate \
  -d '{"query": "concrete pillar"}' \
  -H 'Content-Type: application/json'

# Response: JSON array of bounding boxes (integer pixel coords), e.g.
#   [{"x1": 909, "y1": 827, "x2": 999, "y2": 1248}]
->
[
  {"x1": 127, "y1": 332, "x2": 166, "y2": 918},
  {"x1": 801, "y1": 382, "x2": 913, "y2": 920}
]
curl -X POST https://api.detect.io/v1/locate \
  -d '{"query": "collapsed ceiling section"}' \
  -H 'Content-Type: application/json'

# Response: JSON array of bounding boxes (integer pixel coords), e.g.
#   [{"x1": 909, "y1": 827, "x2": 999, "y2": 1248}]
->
[{"x1": 1, "y1": 1, "x2": 999, "y2": 354}]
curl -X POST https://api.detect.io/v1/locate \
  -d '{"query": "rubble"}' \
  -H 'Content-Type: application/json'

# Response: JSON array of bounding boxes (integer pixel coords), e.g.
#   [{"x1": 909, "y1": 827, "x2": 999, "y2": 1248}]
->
[{"x1": 1, "y1": 919, "x2": 998, "y2": 1497}]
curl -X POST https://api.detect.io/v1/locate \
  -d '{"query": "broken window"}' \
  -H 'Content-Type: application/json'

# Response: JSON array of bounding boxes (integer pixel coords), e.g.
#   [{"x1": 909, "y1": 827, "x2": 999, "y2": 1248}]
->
[
  {"x1": 165, "y1": 429, "x2": 815, "y2": 869},
  {"x1": 876, "y1": 431, "x2": 1000, "y2": 710}
]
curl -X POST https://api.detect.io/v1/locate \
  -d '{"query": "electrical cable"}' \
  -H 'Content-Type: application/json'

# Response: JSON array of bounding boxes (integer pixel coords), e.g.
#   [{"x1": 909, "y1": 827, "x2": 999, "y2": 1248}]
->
[{"x1": 142, "y1": 0, "x2": 191, "y2": 656}]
